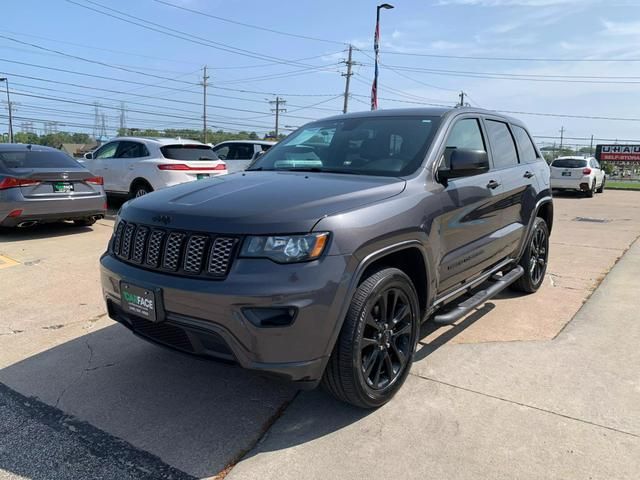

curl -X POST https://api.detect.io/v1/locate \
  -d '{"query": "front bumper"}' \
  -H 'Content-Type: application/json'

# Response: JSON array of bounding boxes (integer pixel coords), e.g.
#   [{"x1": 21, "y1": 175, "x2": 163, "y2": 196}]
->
[{"x1": 100, "y1": 253, "x2": 352, "y2": 386}]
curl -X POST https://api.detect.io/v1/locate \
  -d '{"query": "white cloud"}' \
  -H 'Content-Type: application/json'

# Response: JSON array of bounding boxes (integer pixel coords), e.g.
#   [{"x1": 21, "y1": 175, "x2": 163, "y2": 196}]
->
[{"x1": 601, "y1": 19, "x2": 640, "y2": 36}]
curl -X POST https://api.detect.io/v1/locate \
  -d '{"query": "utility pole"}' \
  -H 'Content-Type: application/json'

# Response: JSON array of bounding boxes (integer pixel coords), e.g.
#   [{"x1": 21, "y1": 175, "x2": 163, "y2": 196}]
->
[
  {"x1": 269, "y1": 97, "x2": 287, "y2": 137},
  {"x1": 458, "y1": 91, "x2": 466, "y2": 107},
  {"x1": 590, "y1": 134, "x2": 594, "y2": 156},
  {"x1": 119, "y1": 102, "x2": 127, "y2": 135},
  {"x1": 93, "y1": 102, "x2": 100, "y2": 139},
  {"x1": 559, "y1": 126, "x2": 565, "y2": 151},
  {"x1": 342, "y1": 45, "x2": 355, "y2": 114},
  {"x1": 201, "y1": 66, "x2": 209, "y2": 143},
  {"x1": 0, "y1": 78, "x2": 13, "y2": 143}
]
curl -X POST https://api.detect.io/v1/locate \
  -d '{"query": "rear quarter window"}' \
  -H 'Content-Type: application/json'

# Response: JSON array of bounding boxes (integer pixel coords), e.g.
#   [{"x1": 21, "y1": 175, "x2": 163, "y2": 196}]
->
[
  {"x1": 160, "y1": 145, "x2": 219, "y2": 161},
  {"x1": 512, "y1": 125, "x2": 540, "y2": 163},
  {"x1": 0, "y1": 150, "x2": 83, "y2": 170}
]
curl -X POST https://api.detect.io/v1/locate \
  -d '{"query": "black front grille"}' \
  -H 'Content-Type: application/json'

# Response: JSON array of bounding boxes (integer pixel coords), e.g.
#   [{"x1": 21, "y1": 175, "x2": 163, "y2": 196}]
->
[{"x1": 112, "y1": 221, "x2": 238, "y2": 278}]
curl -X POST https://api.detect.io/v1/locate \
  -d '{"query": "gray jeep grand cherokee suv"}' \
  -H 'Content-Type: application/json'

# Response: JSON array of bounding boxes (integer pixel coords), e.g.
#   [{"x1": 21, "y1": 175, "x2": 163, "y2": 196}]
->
[{"x1": 101, "y1": 108, "x2": 552, "y2": 408}]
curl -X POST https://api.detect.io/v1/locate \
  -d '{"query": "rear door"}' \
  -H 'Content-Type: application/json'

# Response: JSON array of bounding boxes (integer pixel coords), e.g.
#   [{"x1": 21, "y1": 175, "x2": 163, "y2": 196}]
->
[
  {"x1": 591, "y1": 158, "x2": 605, "y2": 186},
  {"x1": 484, "y1": 119, "x2": 536, "y2": 257},
  {"x1": 213, "y1": 142, "x2": 255, "y2": 173},
  {"x1": 435, "y1": 116, "x2": 507, "y2": 293},
  {"x1": 117, "y1": 141, "x2": 150, "y2": 191}
]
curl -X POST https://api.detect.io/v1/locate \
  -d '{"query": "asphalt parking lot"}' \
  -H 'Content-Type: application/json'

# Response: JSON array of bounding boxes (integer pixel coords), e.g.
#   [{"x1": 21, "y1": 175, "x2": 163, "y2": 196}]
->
[{"x1": 1, "y1": 190, "x2": 639, "y2": 479}]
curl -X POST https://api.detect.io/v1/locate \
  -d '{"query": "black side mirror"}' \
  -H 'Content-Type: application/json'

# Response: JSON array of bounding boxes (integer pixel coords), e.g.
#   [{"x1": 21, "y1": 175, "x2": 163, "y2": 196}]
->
[{"x1": 440, "y1": 149, "x2": 489, "y2": 181}]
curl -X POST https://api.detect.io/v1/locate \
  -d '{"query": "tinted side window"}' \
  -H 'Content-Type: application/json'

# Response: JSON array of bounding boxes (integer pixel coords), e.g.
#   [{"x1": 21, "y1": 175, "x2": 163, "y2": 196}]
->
[
  {"x1": 213, "y1": 145, "x2": 230, "y2": 159},
  {"x1": 118, "y1": 141, "x2": 149, "y2": 158},
  {"x1": 441, "y1": 118, "x2": 485, "y2": 171},
  {"x1": 95, "y1": 142, "x2": 119, "y2": 160},
  {"x1": 446, "y1": 118, "x2": 485, "y2": 150},
  {"x1": 232, "y1": 144, "x2": 255, "y2": 160},
  {"x1": 486, "y1": 120, "x2": 518, "y2": 168},
  {"x1": 512, "y1": 125, "x2": 539, "y2": 163}
]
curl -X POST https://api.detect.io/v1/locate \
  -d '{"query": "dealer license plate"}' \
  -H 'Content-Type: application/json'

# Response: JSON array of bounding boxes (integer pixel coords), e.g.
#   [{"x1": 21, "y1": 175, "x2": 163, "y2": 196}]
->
[
  {"x1": 562, "y1": 171, "x2": 571, "y2": 177},
  {"x1": 196, "y1": 173, "x2": 210, "y2": 180},
  {"x1": 53, "y1": 182, "x2": 74, "y2": 192},
  {"x1": 121, "y1": 282, "x2": 157, "y2": 322}
]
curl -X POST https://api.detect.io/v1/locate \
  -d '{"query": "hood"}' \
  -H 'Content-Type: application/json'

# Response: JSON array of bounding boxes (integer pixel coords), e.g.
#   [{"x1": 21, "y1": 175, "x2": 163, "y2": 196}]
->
[{"x1": 120, "y1": 171, "x2": 406, "y2": 234}]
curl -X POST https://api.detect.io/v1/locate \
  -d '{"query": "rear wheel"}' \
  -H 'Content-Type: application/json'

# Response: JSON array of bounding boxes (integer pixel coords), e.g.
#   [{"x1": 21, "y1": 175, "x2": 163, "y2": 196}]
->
[
  {"x1": 586, "y1": 180, "x2": 596, "y2": 198},
  {"x1": 322, "y1": 268, "x2": 419, "y2": 408},
  {"x1": 597, "y1": 178, "x2": 605, "y2": 193},
  {"x1": 129, "y1": 181, "x2": 153, "y2": 199},
  {"x1": 511, "y1": 217, "x2": 549, "y2": 293}
]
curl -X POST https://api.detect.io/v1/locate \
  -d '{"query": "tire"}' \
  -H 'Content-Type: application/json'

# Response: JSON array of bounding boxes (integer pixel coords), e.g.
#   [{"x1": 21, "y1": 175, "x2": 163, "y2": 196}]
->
[
  {"x1": 73, "y1": 218, "x2": 96, "y2": 227},
  {"x1": 585, "y1": 180, "x2": 595, "y2": 198},
  {"x1": 129, "y1": 181, "x2": 152, "y2": 199},
  {"x1": 511, "y1": 217, "x2": 550, "y2": 294},
  {"x1": 321, "y1": 268, "x2": 420, "y2": 408},
  {"x1": 596, "y1": 178, "x2": 605, "y2": 193}
]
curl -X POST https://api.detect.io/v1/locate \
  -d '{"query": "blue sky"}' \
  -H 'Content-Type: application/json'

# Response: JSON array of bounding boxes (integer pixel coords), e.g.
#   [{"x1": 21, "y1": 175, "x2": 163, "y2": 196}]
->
[{"x1": 2, "y1": 0, "x2": 640, "y2": 148}]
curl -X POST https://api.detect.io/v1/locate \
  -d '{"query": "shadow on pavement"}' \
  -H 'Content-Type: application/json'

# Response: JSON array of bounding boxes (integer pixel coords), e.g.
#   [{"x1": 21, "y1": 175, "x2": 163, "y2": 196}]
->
[
  {"x1": 0, "y1": 323, "x2": 373, "y2": 478},
  {"x1": 414, "y1": 303, "x2": 495, "y2": 361},
  {"x1": 0, "y1": 222, "x2": 96, "y2": 243}
]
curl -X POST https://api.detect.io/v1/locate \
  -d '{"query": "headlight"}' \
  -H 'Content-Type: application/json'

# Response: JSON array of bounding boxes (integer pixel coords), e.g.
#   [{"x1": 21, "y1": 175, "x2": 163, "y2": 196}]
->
[{"x1": 240, "y1": 232, "x2": 329, "y2": 263}]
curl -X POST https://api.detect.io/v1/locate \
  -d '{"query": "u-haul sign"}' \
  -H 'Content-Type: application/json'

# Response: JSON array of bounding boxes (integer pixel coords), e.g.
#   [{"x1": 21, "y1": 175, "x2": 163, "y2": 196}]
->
[{"x1": 596, "y1": 145, "x2": 640, "y2": 162}]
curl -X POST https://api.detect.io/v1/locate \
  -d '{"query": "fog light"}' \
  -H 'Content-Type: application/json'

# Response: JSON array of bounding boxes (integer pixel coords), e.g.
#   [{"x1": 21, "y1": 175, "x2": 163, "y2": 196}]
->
[{"x1": 243, "y1": 307, "x2": 297, "y2": 328}]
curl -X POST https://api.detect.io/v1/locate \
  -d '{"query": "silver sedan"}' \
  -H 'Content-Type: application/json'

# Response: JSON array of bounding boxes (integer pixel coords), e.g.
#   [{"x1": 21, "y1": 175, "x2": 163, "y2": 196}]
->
[{"x1": 0, "y1": 144, "x2": 106, "y2": 228}]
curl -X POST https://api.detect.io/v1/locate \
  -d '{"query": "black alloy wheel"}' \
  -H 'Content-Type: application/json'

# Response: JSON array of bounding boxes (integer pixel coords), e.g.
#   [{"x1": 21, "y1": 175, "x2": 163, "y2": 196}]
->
[
  {"x1": 359, "y1": 287, "x2": 413, "y2": 391},
  {"x1": 322, "y1": 268, "x2": 419, "y2": 408},
  {"x1": 511, "y1": 217, "x2": 550, "y2": 293}
]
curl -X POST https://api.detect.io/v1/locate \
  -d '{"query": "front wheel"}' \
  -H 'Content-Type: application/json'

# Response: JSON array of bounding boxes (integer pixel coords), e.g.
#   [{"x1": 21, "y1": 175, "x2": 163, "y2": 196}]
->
[
  {"x1": 321, "y1": 268, "x2": 419, "y2": 408},
  {"x1": 511, "y1": 217, "x2": 550, "y2": 293}
]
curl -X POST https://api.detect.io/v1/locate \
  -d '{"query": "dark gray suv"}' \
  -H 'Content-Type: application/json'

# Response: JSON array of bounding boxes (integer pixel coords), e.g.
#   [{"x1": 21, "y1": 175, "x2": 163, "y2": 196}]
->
[{"x1": 101, "y1": 108, "x2": 552, "y2": 408}]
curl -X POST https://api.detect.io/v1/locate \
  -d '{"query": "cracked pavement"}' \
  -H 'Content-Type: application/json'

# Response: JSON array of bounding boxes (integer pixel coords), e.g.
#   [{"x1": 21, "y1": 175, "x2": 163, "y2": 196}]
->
[{"x1": 1, "y1": 191, "x2": 640, "y2": 479}]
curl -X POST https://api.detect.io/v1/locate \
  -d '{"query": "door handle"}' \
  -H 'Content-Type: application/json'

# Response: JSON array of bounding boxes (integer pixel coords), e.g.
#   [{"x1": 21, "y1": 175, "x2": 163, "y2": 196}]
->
[
  {"x1": 524, "y1": 171, "x2": 535, "y2": 178},
  {"x1": 486, "y1": 180, "x2": 501, "y2": 190}
]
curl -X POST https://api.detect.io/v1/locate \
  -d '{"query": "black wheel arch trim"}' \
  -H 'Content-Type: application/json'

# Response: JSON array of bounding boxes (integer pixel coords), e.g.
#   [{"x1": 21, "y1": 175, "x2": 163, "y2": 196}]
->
[
  {"x1": 319, "y1": 239, "x2": 432, "y2": 369},
  {"x1": 516, "y1": 195, "x2": 553, "y2": 261}
]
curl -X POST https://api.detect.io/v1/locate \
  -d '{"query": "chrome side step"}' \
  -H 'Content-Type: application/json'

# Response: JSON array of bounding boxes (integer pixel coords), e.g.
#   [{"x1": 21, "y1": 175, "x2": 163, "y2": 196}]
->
[{"x1": 432, "y1": 265, "x2": 524, "y2": 325}]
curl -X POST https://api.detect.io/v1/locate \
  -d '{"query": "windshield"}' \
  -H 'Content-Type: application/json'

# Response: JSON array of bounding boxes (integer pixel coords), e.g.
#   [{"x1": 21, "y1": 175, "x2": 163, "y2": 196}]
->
[
  {"x1": 249, "y1": 116, "x2": 440, "y2": 177},
  {"x1": 552, "y1": 159, "x2": 587, "y2": 168},
  {"x1": 160, "y1": 144, "x2": 219, "y2": 161},
  {"x1": 0, "y1": 150, "x2": 83, "y2": 170}
]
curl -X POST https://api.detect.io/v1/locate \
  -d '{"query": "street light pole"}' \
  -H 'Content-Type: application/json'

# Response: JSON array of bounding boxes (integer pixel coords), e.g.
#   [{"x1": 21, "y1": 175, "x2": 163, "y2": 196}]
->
[
  {"x1": 371, "y1": 3, "x2": 394, "y2": 111},
  {"x1": 0, "y1": 78, "x2": 13, "y2": 143}
]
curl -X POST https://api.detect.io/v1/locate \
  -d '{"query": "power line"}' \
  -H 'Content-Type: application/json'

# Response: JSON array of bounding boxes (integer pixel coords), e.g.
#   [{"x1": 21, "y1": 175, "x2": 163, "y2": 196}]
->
[
  {"x1": 65, "y1": 0, "x2": 338, "y2": 70},
  {"x1": 380, "y1": 50, "x2": 640, "y2": 62},
  {"x1": 358, "y1": 62, "x2": 640, "y2": 85},
  {"x1": 153, "y1": 0, "x2": 346, "y2": 46}
]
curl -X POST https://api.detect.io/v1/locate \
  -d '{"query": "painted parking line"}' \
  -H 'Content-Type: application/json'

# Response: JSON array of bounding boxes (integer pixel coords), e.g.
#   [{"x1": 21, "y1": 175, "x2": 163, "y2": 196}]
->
[{"x1": 0, "y1": 255, "x2": 20, "y2": 269}]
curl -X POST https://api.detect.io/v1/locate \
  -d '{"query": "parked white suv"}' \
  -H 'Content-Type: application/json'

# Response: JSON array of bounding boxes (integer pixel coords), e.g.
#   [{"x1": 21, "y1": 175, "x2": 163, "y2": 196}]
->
[
  {"x1": 83, "y1": 137, "x2": 227, "y2": 198},
  {"x1": 211, "y1": 140, "x2": 275, "y2": 173},
  {"x1": 550, "y1": 156, "x2": 605, "y2": 197}
]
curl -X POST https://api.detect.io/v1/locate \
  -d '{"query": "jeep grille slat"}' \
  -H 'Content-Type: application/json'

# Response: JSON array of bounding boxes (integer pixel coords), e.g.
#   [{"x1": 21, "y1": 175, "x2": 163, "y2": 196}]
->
[{"x1": 110, "y1": 222, "x2": 238, "y2": 279}]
